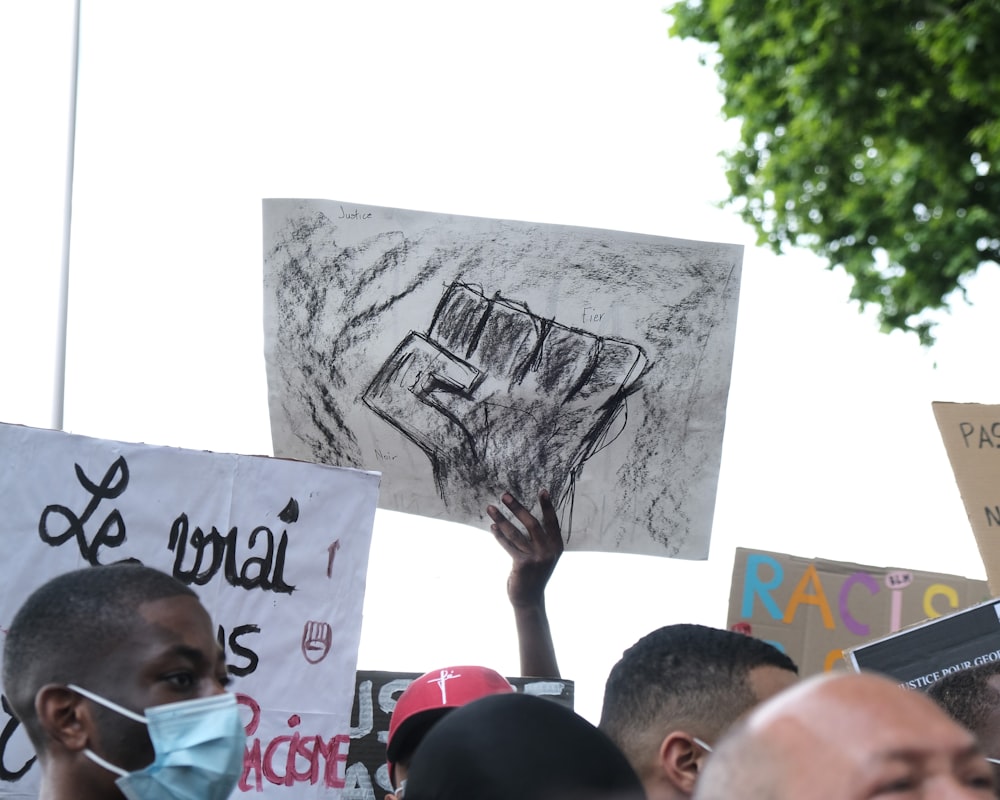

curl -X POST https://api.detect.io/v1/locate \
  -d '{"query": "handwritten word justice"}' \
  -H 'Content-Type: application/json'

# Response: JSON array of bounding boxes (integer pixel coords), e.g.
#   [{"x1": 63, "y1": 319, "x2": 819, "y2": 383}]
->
[{"x1": 338, "y1": 205, "x2": 372, "y2": 220}]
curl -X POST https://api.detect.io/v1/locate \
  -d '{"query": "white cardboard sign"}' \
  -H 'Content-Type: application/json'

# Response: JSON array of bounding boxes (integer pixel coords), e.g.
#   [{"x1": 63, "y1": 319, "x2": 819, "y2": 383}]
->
[
  {"x1": 263, "y1": 199, "x2": 742, "y2": 558},
  {"x1": 0, "y1": 422, "x2": 379, "y2": 799}
]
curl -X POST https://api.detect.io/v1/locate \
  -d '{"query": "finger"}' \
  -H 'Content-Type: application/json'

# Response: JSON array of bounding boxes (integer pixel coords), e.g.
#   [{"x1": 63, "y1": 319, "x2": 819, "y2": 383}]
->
[
  {"x1": 537, "y1": 489, "x2": 563, "y2": 547},
  {"x1": 501, "y1": 492, "x2": 544, "y2": 538},
  {"x1": 490, "y1": 523, "x2": 530, "y2": 558},
  {"x1": 488, "y1": 503, "x2": 533, "y2": 552}
]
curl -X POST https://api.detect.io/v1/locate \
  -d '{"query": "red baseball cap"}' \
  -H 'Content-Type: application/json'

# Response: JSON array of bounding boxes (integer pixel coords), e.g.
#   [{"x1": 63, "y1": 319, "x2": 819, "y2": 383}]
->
[{"x1": 386, "y1": 665, "x2": 514, "y2": 783}]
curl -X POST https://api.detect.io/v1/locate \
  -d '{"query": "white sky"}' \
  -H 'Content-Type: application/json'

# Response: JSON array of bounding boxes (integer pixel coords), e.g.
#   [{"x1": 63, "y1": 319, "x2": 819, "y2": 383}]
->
[{"x1": 3, "y1": 1, "x2": 998, "y2": 724}]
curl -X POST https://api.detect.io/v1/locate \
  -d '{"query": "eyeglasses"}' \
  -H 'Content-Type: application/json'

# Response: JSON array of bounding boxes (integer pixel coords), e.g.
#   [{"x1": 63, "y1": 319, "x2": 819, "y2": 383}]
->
[{"x1": 693, "y1": 737, "x2": 713, "y2": 753}]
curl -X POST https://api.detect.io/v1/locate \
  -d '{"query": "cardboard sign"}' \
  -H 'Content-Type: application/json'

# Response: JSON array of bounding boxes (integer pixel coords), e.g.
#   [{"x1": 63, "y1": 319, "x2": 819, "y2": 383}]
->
[
  {"x1": 0, "y1": 422, "x2": 380, "y2": 799},
  {"x1": 933, "y1": 402, "x2": 1000, "y2": 595},
  {"x1": 263, "y1": 199, "x2": 743, "y2": 559},
  {"x1": 847, "y1": 598, "x2": 1000, "y2": 690},
  {"x1": 344, "y1": 670, "x2": 575, "y2": 798},
  {"x1": 728, "y1": 547, "x2": 990, "y2": 676}
]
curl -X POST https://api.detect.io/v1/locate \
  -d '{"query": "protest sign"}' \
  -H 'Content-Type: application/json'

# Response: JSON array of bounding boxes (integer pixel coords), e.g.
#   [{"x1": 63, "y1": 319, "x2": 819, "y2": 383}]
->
[
  {"x1": 344, "y1": 670, "x2": 574, "y2": 798},
  {"x1": 0, "y1": 422, "x2": 380, "y2": 799},
  {"x1": 933, "y1": 402, "x2": 1000, "y2": 595},
  {"x1": 846, "y1": 598, "x2": 1000, "y2": 690},
  {"x1": 728, "y1": 547, "x2": 989, "y2": 676},
  {"x1": 263, "y1": 199, "x2": 743, "y2": 559}
]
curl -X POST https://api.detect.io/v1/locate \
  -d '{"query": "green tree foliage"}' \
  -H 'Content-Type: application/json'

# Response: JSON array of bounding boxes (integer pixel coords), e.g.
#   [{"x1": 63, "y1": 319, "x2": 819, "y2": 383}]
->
[{"x1": 668, "y1": 0, "x2": 1000, "y2": 343}]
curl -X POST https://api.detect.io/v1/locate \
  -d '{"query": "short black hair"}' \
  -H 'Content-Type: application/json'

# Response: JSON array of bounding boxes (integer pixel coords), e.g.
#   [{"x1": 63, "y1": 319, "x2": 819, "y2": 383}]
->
[
  {"x1": 3, "y1": 564, "x2": 196, "y2": 748},
  {"x1": 599, "y1": 624, "x2": 798, "y2": 778},
  {"x1": 928, "y1": 662, "x2": 1000, "y2": 736}
]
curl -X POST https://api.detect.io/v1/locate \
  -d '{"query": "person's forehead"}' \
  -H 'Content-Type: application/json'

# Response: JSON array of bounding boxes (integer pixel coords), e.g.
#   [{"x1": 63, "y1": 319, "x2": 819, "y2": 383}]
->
[
  {"x1": 134, "y1": 594, "x2": 219, "y2": 654},
  {"x1": 758, "y1": 687, "x2": 980, "y2": 799},
  {"x1": 139, "y1": 593, "x2": 212, "y2": 626},
  {"x1": 777, "y1": 677, "x2": 977, "y2": 757}
]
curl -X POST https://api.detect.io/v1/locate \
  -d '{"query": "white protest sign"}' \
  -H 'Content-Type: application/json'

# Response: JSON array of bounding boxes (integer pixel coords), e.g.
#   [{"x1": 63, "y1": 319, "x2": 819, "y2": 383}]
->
[
  {"x1": 263, "y1": 199, "x2": 742, "y2": 558},
  {"x1": 0, "y1": 422, "x2": 379, "y2": 799}
]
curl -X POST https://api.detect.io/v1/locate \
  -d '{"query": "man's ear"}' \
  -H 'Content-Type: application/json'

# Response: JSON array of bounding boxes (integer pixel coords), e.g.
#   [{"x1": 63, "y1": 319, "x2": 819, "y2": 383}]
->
[
  {"x1": 35, "y1": 685, "x2": 92, "y2": 752},
  {"x1": 658, "y1": 731, "x2": 709, "y2": 796}
]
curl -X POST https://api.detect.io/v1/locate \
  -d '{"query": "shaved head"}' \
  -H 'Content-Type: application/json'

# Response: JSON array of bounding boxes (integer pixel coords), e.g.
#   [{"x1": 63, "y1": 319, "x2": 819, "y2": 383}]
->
[{"x1": 695, "y1": 672, "x2": 997, "y2": 800}]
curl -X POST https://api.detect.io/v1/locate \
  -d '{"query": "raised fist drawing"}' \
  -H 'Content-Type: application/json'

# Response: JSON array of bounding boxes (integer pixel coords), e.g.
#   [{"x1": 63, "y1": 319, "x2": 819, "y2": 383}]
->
[{"x1": 363, "y1": 282, "x2": 647, "y2": 527}]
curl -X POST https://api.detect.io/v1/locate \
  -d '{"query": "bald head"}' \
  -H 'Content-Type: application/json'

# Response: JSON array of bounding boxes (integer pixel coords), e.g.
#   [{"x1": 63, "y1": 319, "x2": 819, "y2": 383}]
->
[{"x1": 694, "y1": 672, "x2": 997, "y2": 800}]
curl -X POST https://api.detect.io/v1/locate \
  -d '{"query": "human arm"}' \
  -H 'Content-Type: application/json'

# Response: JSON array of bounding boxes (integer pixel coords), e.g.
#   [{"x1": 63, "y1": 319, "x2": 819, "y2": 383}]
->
[{"x1": 486, "y1": 489, "x2": 562, "y2": 678}]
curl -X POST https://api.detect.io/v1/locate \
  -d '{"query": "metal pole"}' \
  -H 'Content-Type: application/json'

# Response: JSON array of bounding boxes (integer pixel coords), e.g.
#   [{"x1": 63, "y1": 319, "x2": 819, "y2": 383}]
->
[{"x1": 53, "y1": 0, "x2": 81, "y2": 430}]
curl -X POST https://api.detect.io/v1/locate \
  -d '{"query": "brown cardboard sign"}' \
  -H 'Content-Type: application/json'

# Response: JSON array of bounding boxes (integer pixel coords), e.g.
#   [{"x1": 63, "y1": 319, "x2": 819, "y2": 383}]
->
[
  {"x1": 933, "y1": 402, "x2": 1000, "y2": 595},
  {"x1": 727, "y1": 547, "x2": 989, "y2": 676},
  {"x1": 344, "y1": 670, "x2": 574, "y2": 797}
]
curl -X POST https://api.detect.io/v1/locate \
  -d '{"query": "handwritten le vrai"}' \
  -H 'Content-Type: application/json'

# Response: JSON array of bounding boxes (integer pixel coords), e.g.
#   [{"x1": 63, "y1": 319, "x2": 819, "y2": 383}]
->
[{"x1": 0, "y1": 422, "x2": 379, "y2": 799}]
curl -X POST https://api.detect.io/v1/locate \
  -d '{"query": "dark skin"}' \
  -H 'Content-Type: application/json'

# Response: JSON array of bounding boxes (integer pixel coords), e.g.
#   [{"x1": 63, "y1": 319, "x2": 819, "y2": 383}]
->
[
  {"x1": 486, "y1": 489, "x2": 562, "y2": 678},
  {"x1": 33, "y1": 594, "x2": 230, "y2": 800}
]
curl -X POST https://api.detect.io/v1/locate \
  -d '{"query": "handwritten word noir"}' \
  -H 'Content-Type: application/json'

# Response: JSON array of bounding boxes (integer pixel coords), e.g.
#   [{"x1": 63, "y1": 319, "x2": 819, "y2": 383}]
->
[
  {"x1": 38, "y1": 457, "x2": 130, "y2": 565},
  {"x1": 239, "y1": 694, "x2": 348, "y2": 791},
  {"x1": 168, "y1": 510, "x2": 296, "y2": 594}
]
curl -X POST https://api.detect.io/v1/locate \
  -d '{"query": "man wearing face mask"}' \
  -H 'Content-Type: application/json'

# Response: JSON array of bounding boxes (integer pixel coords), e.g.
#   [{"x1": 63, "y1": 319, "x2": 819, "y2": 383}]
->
[{"x1": 2, "y1": 564, "x2": 245, "y2": 800}]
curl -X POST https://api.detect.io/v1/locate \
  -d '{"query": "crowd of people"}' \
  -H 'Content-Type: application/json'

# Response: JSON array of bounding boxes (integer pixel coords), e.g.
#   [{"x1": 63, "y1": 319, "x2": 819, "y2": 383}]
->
[{"x1": 5, "y1": 491, "x2": 1000, "y2": 800}]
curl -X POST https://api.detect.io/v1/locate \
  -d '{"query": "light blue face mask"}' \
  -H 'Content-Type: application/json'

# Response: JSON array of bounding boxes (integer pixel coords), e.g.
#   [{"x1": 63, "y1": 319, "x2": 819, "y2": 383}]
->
[{"x1": 69, "y1": 684, "x2": 246, "y2": 800}]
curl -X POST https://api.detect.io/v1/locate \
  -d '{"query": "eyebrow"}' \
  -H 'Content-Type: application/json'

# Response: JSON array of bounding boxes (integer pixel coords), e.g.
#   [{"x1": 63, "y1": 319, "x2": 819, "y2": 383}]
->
[
  {"x1": 172, "y1": 644, "x2": 211, "y2": 663},
  {"x1": 156, "y1": 643, "x2": 224, "y2": 670},
  {"x1": 873, "y1": 743, "x2": 984, "y2": 764}
]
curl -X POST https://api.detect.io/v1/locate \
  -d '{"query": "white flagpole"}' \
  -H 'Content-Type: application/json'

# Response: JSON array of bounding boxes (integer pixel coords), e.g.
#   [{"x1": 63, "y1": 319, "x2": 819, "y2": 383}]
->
[{"x1": 53, "y1": 0, "x2": 81, "y2": 431}]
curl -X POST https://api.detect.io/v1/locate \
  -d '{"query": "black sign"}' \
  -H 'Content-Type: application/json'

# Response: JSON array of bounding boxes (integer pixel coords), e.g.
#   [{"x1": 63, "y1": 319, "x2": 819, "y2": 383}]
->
[
  {"x1": 343, "y1": 670, "x2": 574, "y2": 798},
  {"x1": 848, "y1": 598, "x2": 1000, "y2": 690}
]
